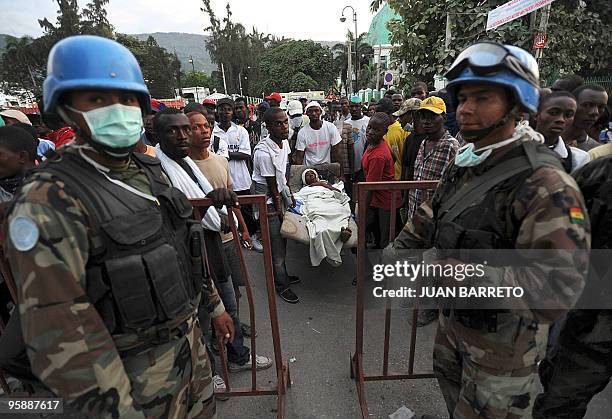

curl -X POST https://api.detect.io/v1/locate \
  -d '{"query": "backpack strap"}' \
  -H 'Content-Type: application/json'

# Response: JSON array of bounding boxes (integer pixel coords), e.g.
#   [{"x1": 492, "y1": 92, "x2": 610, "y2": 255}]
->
[{"x1": 439, "y1": 140, "x2": 563, "y2": 223}]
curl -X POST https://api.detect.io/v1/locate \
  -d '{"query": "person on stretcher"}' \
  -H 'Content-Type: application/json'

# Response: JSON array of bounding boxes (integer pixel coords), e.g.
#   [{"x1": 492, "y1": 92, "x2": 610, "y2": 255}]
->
[{"x1": 290, "y1": 168, "x2": 352, "y2": 266}]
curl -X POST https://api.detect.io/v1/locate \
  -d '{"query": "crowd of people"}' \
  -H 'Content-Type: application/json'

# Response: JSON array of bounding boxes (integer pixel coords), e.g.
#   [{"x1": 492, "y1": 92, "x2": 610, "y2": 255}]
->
[{"x1": 0, "y1": 33, "x2": 611, "y2": 419}]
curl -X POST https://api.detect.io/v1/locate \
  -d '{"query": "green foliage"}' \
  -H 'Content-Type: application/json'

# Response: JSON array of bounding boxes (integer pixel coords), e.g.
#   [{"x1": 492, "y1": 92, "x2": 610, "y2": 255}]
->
[
  {"x1": 332, "y1": 32, "x2": 374, "y2": 91},
  {"x1": 114, "y1": 34, "x2": 178, "y2": 98},
  {"x1": 0, "y1": 0, "x2": 190, "y2": 99},
  {"x1": 385, "y1": 0, "x2": 612, "y2": 87},
  {"x1": 255, "y1": 40, "x2": 335, "y2": 94},
  {"x1": 182, "y1": 70, "x2": 214, "y2": 89},
  {"x1": 200, "y1": 0, "x2": 274, "y2": 95}
]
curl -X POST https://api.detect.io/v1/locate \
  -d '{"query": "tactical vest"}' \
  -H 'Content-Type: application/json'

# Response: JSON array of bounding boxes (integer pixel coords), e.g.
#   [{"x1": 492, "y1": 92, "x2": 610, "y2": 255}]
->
[
  {"x1": 33, "y1": 151, "x2": 206, "y2": 342},
  {"x1": 433, "y1": 140, "x2": 563, "y2": 254},
  {"x1": 433, "y1": 141, "x2": 563, "y2": 330}
]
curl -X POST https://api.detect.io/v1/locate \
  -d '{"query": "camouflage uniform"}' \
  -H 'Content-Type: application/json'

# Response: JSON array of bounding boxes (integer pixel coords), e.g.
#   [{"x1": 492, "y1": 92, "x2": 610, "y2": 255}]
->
[
  {"x1": 5, "y1": 146, "x2": 224, "y2": 418},
  {"x1": 533, "y1": 156, "x2": 612, "y2": 419},
  {"x1": 388, "y1": 130, "x2": 590, "y2": 418}
]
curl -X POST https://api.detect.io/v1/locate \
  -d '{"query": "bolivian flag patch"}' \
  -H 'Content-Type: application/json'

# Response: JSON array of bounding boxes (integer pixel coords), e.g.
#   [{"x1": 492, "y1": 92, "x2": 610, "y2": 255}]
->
[{"x1": 569, "y1": 207, "x2": 585, "y2": 224}]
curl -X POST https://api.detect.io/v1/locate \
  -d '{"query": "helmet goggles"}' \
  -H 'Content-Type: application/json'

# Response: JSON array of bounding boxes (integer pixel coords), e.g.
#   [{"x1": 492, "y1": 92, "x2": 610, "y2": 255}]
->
[{"x1": 446, "y1": 42, "x2": 539, "y2": 88}]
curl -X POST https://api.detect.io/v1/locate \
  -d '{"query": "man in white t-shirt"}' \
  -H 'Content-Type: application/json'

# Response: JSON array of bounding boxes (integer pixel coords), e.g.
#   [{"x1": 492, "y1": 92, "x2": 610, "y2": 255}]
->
[
  {"x1": 213, "y1": 98, "x2": 252, "y2": 193},
  {"x1": 252, "y1": 108, "x2": 300, "y2": 304},
  {"x1": 294, "y1": 101, "x2": 343, "y2": 173}
]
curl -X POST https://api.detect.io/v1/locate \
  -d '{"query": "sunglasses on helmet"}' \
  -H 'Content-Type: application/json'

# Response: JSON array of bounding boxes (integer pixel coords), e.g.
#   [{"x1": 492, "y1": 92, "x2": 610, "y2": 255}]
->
[{"x1": 445, "y1": 42, "x2": 539, "y2": 87}]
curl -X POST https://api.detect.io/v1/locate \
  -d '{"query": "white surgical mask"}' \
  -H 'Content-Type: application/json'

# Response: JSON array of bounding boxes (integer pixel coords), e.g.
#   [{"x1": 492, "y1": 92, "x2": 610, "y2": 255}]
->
[
  {"x1": 454, "y1": 132, "x2": 523, "y2": 167},
  {"x1": 66, "y1": 103, "x2": 143, "y2": 155}
]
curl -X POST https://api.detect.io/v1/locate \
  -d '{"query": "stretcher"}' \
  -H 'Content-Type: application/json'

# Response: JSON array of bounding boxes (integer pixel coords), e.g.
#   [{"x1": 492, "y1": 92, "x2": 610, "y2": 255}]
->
[{"x1": 280, "y1": 163, "x2": 358, "y2": 249}]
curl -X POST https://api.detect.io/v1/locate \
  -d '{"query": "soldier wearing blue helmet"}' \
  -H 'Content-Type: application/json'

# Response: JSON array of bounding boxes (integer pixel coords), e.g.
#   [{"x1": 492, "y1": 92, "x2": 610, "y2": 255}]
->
[
  {"x1": 385, "y1": 42, "x2": 590, "y2": 418},
  {"x1": 4, "y1": 35, "x2": 235, "y2": 418}
]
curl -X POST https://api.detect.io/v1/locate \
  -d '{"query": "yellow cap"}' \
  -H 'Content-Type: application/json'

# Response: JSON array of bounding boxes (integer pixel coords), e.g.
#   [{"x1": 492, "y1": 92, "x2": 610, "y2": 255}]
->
[{"x1": 417, "y1": 96, "x2": 446, "y2": 115}]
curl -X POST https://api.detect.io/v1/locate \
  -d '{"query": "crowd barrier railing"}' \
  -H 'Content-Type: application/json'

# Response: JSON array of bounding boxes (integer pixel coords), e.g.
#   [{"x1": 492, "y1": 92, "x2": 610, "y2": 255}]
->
[{"x1": 351, "y1": 180, "x2": 438, "y2": 419}]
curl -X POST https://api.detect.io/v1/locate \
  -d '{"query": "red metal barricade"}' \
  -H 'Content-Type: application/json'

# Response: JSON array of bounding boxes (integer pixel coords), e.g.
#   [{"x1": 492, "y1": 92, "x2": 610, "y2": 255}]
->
[
  {"x1": 351, "y1": 180, "x2": 438, "y2": 418},
  {"x1": 191, "y1": 195, "x2": 290, "y2": 418}
]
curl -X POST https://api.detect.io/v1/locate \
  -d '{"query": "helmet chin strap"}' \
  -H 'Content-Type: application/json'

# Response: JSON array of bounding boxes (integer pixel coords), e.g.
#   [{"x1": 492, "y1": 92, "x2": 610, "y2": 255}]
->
[
  {"x1": 57, "y1": 106, "x2": 135, "y2": 159},
  {"x1": 461, "y1": 105, "x2": 519, "y2": 142}
]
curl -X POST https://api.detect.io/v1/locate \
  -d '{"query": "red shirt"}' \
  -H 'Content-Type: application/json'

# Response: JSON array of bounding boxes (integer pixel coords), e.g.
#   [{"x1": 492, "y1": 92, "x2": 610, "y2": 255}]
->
[
  {"x1": 362, "y1": 140, "x2": 401, "y2": 209},
  {"x1": 46, "y1": 127, "x2": 76, "y2": 149}
]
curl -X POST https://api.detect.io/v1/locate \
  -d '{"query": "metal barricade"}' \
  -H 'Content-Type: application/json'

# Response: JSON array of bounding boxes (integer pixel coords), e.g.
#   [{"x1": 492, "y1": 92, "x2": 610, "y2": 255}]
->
[
  {"x1": 191, "y1": 195, "x2": 290, "y2": 418},
  {"x1": 351, "y1": 180, "x2": 438, "y2": 418},
  {"x1": 0, "y1": 245, "x2": 17, "y2": 395}
]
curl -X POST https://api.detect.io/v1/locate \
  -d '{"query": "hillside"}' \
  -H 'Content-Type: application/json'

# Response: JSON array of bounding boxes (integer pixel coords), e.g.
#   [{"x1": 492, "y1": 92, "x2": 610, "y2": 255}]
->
[
  {"x1": 0, "y1": 32, "x2": 342, "y2": 76},
  {"x1": 130, "y1": 32, "x2": 216, "y2": 74}
]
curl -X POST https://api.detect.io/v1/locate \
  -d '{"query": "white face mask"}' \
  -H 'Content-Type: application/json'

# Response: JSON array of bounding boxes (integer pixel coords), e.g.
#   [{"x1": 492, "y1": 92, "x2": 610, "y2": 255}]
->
[
  {"x1": 455, "y1": 126, "x2": 542, "y2": 167},
  {"x1": 65, "y1": 103, "x2": 143, "y2": 156},
  {"x1": 289, "y1": 115, "x2": 302, "y2": 129}
]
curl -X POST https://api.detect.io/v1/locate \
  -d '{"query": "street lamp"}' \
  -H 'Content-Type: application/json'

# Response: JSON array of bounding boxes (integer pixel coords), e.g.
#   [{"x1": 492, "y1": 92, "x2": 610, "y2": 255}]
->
[
  {"x1": 340, "y1": 5, "x2": 358, "y2": 95},
  {"x1": 188, "y1": 55, "x2": 198, "y2": 102}
]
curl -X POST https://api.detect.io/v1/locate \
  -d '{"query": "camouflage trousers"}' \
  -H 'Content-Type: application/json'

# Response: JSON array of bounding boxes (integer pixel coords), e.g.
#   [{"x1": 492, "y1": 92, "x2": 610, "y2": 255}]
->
[
  {"x1": 533, "y1": 310, "x2": 612, "y2": 419},
  {"x1": 122, "y1": 317, "x2": 216, "y2": 419},
  {"x1": 433, "y1": 311, "x2": 548, "y2": 419}
]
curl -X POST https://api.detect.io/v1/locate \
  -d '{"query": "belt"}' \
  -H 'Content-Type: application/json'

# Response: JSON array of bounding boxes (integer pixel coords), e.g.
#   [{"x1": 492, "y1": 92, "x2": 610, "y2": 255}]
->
[
  {"x1": 442, "y1": 309, "x2": 514, "y2": 333},
  {"x1": 114, "y1": 312, "x2": 195, "y2": 357}
]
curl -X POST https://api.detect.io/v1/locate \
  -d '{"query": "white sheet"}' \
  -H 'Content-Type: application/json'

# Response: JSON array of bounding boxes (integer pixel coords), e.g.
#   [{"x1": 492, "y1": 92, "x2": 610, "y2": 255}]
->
[{"x1": 294, "y1": 182, "x2": 352, "y2": 266}]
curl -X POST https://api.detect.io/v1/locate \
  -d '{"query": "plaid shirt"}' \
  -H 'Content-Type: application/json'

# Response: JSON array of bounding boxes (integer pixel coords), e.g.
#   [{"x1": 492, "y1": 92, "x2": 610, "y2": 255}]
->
[
  {"x1": 406, "y1": 131, "x2": 459, "y2": 221},
  {"x1": 336, "y1": 121, "x2": 354, "y2": 176}
]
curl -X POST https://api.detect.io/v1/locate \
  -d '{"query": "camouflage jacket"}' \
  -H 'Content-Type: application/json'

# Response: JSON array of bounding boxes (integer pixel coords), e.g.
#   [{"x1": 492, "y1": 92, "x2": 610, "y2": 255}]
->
[
  {"x1": 5, "y1": 146, "x2": 224, "y2": 417},
  {"x1": 390, "y1": 132, "x2": 591, "y2": 323}
]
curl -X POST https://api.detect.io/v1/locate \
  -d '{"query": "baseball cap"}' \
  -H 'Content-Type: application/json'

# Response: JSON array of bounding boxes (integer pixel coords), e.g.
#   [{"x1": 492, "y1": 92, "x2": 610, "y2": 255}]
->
[
  {"x1": 265, "y1": 92, "x2": 282, "y2": 102},
  {"x1": 287, "y1": 100, "x2": 303, "y2": 116},
  {"x1": 0, "y1": 109, "x2": 31, "y2": 125},
  {"x1": 350, "y1": 95, "x2": 362, "y2": 104},
  {"x1": 417, "y1": 96, "x2": 446, "y2": 115},
  {"x1": 202, "y1": 98, "x2": 216, "y2": 106},
  {"x1": 257, "y1": 101, "x2": 270, "y2": 111},
  {"x1": 392, "y1": 98, "x2": 422, "y2": 117}
]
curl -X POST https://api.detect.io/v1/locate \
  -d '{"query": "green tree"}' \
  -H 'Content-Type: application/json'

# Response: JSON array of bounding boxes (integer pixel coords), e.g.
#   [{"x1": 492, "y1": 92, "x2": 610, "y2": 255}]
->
[
  {"x1": 379, "y1": 0, "x2": 612, "y2": 87},
  {"x1": 332, "y1": 32, "x2": 373, "y2": 92},
  {"x1": 115, "y1": 34, "x2": 178, "y2": 98},
  {"x1": 81, "y1": 0, "x2": 114, "y2": 38},
  {"x1": 200, "y1": 0, "x2": 283, "y2": 95},
  {"x1": 182, "y1": 70, "x2": 214, "y2": 89},
  {"x1": 1, "y1": 0, "x2": 113, "y2": 96},
  {"x1": 255, "y1": 40, "x2": 335, "y2": 94}
]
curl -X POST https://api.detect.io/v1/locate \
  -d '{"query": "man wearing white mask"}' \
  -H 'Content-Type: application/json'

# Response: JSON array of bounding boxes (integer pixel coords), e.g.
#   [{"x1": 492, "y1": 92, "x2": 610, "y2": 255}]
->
[
  {"x1": 3, "y1": 35, "x2": 234, "y2": 418},
  {"x1": 385, "y1": 42, "x2": 589, "y2": 418},
  {"x1": 286, "y1": 99, "x2": 309, "y2": 154}
]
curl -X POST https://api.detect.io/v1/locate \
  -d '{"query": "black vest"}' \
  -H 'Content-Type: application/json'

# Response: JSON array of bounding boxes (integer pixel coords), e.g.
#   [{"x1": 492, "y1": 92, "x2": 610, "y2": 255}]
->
[
  {"x1": 432, "y1": 141, "x2": 563, "y2": 259},
  {"x1": 33, "y1": 151, "x2": 206, "y2": 336}
]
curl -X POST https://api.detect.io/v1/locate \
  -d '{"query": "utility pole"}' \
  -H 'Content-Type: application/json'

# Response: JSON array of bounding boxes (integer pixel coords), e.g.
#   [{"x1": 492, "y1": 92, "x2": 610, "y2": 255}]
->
[
  {"x1": 221, "y1": 62, "x2": 228, "y2": 95},
  {"x1": 376, "y1": 44, "x2": 382, "y2": 91},
  {"x1": 445, "y1": 13, "x2": 452, "y2": 51},
  {"x1": 534, "y1": 4, "x2": 552, "y2": 67},
  {"x1": 353, "y1": 12, "x2": 358, "y2": 94},
  {"x1": 346, "y1": 40, "x2": 353, "y2": 96},
  {"x1": 238, "y1": 72, "x2": 243, "y2": 96}
]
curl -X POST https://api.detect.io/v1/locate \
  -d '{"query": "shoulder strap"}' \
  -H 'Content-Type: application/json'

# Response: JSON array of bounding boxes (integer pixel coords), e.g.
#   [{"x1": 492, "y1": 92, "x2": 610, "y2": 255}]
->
[
  {"x1": 439, "y1": 140, "x2": 564, "y2": 223},
  {"x1": 438, "y1": 155, "x2": 533, "y2": 223},
  {"x1": 562, "y1": 143, "x2": 573, "y2": 173},
  {"x1": 213, "y1": 136, "x2": 220, "y2": 153},
  {"x1": 132, "y1": 152, "x2": 169, "y2": 196}
]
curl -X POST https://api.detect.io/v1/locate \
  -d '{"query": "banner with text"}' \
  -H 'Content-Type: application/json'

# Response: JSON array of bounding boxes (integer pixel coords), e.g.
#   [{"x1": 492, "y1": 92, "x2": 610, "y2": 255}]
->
[{"x1": 486, "y1": 0, "x2": 555, "y2": 31}]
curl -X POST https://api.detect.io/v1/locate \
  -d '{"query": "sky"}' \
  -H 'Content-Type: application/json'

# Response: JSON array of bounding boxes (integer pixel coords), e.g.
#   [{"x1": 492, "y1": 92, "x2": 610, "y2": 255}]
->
[{"x1": 0, "y1": 0, "x2": 376, "y2": 42}]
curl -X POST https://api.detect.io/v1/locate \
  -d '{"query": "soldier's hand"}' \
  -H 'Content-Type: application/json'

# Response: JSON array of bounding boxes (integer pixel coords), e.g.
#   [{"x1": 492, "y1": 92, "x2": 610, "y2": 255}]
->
[
  {"x1": 213, "y1": 311, "x2": 235, "y2": 344},
  {"x1": 207, "y1": 188, "x2": 239, "y2": 208}
]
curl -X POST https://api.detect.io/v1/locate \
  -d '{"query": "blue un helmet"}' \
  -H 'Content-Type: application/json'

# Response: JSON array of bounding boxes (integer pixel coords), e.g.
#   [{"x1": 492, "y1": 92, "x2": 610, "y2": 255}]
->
[
  {"x1": 43, "y1": 35, "x2": 151, "y2": 114},
  {"x1": 445, "y1": 42, "x2": 540, "y2": 115}
]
